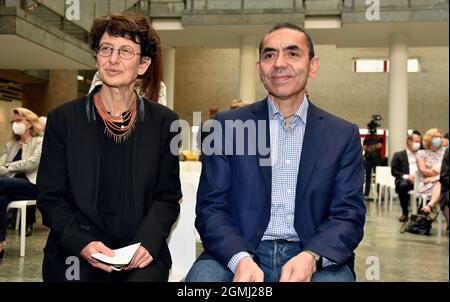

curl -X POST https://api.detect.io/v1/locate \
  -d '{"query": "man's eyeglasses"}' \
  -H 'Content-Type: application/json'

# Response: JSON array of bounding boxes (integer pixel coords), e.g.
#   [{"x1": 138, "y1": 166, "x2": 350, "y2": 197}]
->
[{"x1": 97, "y1": 45, "x2": 141, "y2": 60}]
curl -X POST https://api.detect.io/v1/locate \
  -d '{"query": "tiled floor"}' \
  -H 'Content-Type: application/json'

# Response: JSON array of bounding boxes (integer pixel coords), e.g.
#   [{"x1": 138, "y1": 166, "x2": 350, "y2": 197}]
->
[{"x1": 0, "y1": 199, "x2": 448, "y2": 282}]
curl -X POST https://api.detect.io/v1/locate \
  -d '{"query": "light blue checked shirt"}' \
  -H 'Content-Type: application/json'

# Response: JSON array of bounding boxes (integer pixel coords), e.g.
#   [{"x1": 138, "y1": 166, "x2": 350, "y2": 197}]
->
[{"x1": 228, "y1": 96, "x2": 334, "y2": 273}]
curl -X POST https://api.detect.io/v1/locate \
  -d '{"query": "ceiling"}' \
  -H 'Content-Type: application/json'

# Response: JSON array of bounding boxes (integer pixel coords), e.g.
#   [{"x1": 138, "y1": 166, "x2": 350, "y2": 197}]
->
[
  {"x1": 0, "y1": 35, "x2": 93, "y2": 70},
  {"x1": 158, "y1": 21, "x2": 449, "y2": 49},
  {"x1": 0, "y1": 21, "x2": 447, "y2": 72}
]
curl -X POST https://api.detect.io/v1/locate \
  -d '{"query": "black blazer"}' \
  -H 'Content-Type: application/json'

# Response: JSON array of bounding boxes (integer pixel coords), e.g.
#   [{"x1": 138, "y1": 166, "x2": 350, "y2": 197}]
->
[
  {"x1": 37, "y1": 94, "x2": 181, "y2": 279},
  {"x1": 440, "y1": 149, "x2": 449, "y2": 204},
  {"x1": 391, "y1": 150, "x2": 410, "y2": 180}
]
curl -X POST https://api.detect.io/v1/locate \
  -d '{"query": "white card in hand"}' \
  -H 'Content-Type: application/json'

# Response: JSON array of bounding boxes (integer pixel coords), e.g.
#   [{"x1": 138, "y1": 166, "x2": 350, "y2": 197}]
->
[{"x1": 91, "y1": 242, "x2": 141, "y2": 269}]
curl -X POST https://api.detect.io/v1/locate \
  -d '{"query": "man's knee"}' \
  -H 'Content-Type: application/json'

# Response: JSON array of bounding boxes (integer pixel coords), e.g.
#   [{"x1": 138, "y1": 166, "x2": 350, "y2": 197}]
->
[{"x1": 312, "y1": 264, "x2": 355, "y2": 282}]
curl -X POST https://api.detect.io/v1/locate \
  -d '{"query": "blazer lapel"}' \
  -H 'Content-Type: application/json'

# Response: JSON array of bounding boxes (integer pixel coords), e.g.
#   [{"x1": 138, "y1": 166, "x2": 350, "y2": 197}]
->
[
  {"x1": 402, "y1": 150, "x2": 409, "y2": 175},
  {"x1": 78, "y1": 95, "x2": 105, "y2": 230},
  {"x1": 253, "y1": 98, "x2": 272, "y2": 197},
  {"x1": 131, "y1": 97, "x2": 155, "y2": 219},
  {"x1": 296, "y1": 101, "x2": 326, "y2": 203}
]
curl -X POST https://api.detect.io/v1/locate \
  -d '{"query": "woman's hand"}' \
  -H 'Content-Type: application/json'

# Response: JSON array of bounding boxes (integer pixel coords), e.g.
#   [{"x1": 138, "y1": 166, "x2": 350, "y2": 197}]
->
[
  {"x1": 80, "y1": 241, "x2": 115, "y2": 273},
  {"x1": 424, "y1": 175, "x2": 439, "y2": 184},
  {"x1": 0, "y1": 165, "x2": 9, "y2": 176},
  {"x1": 123, "y1": 246, "x2": 153, "y2": 270}
]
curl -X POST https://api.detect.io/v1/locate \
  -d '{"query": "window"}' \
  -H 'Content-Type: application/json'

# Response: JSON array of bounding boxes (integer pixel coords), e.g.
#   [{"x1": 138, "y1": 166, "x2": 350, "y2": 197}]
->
[
  {"x1": 355, "y1": 59, "x2": 386, "y2": 72},
  {"x1": 354, "y1": 58, "x2": 420, "y2": 73}
]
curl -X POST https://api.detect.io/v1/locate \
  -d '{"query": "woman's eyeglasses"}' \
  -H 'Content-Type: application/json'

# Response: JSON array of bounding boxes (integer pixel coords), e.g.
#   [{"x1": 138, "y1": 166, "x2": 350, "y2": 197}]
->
[{"x1": 97, "y1": 45, "x2": 140, "y2": 60}]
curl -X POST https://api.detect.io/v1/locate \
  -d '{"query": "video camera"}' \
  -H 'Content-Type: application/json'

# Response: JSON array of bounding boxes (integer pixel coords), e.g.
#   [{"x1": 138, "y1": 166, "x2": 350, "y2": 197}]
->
[{"x1": 367, "y1": 114, "x2": 382, "y2": 135}]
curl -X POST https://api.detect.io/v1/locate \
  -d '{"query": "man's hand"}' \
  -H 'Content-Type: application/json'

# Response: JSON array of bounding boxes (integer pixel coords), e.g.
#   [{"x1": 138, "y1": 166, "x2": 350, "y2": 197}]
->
[
  {"x1": 279, "y1": 252, "x2": 316, "y2": 282},
  {"x1": 80, "y1": 241, "x2": 115, "y2": 273},
  {"x1": 123, "y1": 246, "x2": 153, "y2": 270},
  {"x1": 407, "y1": 175, "x2": 415, "y2": 184},
  {"x1": 233, "y1": 256, "x2": 264, "y2": 282}
]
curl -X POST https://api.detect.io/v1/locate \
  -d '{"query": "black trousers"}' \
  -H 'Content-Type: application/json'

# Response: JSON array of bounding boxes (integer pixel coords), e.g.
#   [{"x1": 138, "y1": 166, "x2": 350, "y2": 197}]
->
[
  {"x1": 0, "y1": 177, "x2": 38, "y2": 241},
  {"x1": 364, "y1": 163, "x2": 376, "y2": 196},
  {"x1": 395, "y1": 179, "x2": 414, "y2": 215},
  {"x1": 43, "y1": 254, "x2": 169, "y2": 282}
]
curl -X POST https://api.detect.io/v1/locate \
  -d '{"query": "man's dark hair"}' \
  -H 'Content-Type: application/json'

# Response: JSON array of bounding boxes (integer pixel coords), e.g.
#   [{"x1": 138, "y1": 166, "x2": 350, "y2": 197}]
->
[
  {"x1": 412, "y1": 130, "x2": 421, "y2": 137},
  {"x1": 258, "y1": 22, "x2": 315, "y2": 60}
]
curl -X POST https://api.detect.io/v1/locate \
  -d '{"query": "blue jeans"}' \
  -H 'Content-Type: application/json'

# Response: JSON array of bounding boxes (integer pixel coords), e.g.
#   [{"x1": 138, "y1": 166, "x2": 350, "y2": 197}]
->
[{"x1": 185, "y1": 240, "x2": 355, "y2": 282}]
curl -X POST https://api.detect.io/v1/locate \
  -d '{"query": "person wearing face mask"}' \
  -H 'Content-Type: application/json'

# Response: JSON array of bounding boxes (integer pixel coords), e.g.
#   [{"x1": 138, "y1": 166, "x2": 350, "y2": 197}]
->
[
  {"x1": 0, "y1": 108, "x2": 43, "y2": 258},
  {"x1": 391, "y1": 130, "x2": 422, "y2": 222},
  {"x1": 415, "y1": 128, "x2": 445, "y2": 207},
  {"x1": 419, "y1": 148, "x2": 449, "y2": 229},
  {"x1": 442, "y1": 132, "x2": 449, "y2": 150}
]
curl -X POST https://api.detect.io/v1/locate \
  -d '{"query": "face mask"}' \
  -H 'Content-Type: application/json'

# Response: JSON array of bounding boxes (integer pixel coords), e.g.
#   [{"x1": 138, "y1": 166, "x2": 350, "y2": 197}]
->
[
  {"x1": 411, "y1": 142, "x2": 421, "y2": 152},
  {"x1": 431, "y1": 137, "x2": 442, "y2": 148},
  {"x1": 12, "y1": 122, "x2": 26, "y2": 136}
]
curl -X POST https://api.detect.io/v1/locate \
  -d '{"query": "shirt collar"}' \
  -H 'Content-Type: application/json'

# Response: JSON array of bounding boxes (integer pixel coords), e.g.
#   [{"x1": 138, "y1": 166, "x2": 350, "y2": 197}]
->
[
  {"x1": 267, "y1": 95, "x2": 309, "y2": 124},
  {"x1": 406, "y1": 148, "x2": 416, "y2": 157}
]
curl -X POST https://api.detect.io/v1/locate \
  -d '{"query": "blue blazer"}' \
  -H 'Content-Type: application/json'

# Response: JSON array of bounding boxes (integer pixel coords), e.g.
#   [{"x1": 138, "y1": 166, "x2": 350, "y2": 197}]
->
[{"x1": 196, "y1": 98, "x2": 366, "y2": 274}]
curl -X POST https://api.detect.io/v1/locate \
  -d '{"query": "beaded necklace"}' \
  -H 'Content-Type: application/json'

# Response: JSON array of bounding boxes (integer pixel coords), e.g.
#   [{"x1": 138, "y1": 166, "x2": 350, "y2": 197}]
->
[{"x1": 94, "y1": 92, "x2": 137, "y2": 143}]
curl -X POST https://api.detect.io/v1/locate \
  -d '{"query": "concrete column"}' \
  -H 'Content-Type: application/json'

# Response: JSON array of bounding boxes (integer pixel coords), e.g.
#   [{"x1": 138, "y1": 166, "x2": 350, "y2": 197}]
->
[
  {"x1": 239, "y1": 35, "x2": 258, "y2": 102},
  {"x1": 163, "y1": 47, "x2": 176, "y2": 110},
  {"x1": 22, "y1": 70, "x2": 78, "y2": 116},
  {"x1": 388, "y1": 34, "x2": 408, "y2": 163}
]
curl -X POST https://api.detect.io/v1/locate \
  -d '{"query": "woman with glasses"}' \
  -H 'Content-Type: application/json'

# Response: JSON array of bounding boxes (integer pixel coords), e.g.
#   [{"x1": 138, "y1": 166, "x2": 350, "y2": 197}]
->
[
  {"x1": 0, "y1": 108, "x2": 43, "y2": 258},
  {"x1": 37, "y1": 12, "x2": 181, "y2": 281}
]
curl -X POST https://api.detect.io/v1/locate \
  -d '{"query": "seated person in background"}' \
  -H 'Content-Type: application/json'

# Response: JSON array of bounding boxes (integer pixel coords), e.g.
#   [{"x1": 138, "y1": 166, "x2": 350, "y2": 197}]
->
[
  {"x1": 38, "y1": 116, "x2": 47, "y2": 134},
  {"x1": 391, "y1": 130, "x2": 422, "y2": 222},
  {"x1": 420, "y1": 148, "x2": 449, "y2": 230},
  {"x1": 0, "y1": 108, "x2": 43, "y2": 258},
  {"x1": 442, "y1": 132, "x2": 449, "y2": 149},
  {"x1": 6, "y1": 115, "x2": 47, "y2": 232},
  {"x1": 416, "y1": 128, "x2": 445, "y2": 204},
  {"x1": 230, "y1": 99, "x2": 248, "y2": 110}
]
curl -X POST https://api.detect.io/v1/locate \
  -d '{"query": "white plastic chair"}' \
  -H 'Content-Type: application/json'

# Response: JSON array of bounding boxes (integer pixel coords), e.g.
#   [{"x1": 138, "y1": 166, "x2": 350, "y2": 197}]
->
[
  {"x1": 408, "y1": 171, "x2": 424, "y2": 214},
  {"x1": 179, "y1": 161, "x2": 202, "y2": 174},
  {"x1": 180, "y1": 169, "x2": 202, "y2": 244},
  {"x1": 167, "y1": 181, "x2": 197, "y2": 282},
  {"x1": 6, "y1": 200, "x2": 36, "y2": 257},
  {"x1": 385, "y1": 174, "x2": 397, "y2": 211},
  {"x1": 375, "y1": 166, "x2": 391, "y2": 205}
]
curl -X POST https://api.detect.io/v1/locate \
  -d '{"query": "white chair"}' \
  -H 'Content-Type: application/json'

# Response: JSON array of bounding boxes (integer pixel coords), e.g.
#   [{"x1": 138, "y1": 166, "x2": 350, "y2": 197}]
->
[
  {"x1": 179, "y1": 161, "x2": 202, "y2": 174},
  {"x1": 375, "y1": 166, "x2": 391, "y2": 205},
  {"x1": 167, "y1": 181, "x2": 197, "y2": 282},
  {"x1": 385, "y1": 174, "x2": 397, "y2": 211},
  {"x1": 6, "y1": 200, "x2": 36, "y2": 257},
  {"x1": 180, "y1": 170, "x2": 202, "y2": 243},
  {"x1": 408, "y1": 171, "x2": 425, "y2": 214}
]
